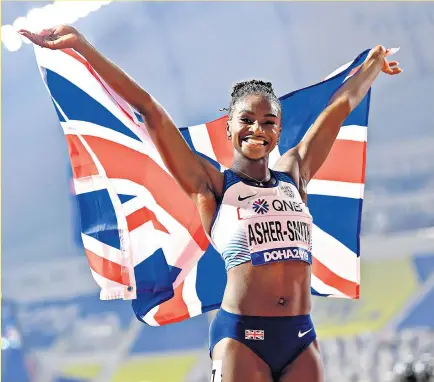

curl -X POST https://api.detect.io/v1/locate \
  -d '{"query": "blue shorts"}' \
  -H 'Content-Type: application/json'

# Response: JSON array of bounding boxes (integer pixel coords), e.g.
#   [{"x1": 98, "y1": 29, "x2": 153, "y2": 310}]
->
[{"x1": 209, "y1": 309, "x2": 317, "y2": 379}]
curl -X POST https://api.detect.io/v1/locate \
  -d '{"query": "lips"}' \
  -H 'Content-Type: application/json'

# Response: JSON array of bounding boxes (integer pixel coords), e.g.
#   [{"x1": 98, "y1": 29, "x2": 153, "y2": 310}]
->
[{"x1": 242, "y1": 136, "x2": 269, "y2": 146}]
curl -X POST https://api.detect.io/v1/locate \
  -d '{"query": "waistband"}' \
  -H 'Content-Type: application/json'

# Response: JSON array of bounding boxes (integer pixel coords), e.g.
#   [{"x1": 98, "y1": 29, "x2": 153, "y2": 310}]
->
[{"x1": 217, "y1": 308, "x2": 311, "y2": 325}]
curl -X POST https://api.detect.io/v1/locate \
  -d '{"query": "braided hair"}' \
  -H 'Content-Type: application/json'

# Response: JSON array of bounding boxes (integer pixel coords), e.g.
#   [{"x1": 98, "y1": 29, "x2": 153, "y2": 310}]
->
[{"x1": 227, "y1": 79, "x2": 281, "y2": 119}]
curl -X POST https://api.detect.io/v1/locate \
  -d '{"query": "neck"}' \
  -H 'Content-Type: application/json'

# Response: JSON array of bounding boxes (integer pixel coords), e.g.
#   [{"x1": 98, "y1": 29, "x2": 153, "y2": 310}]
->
[{"x1": 231, "y1": 151, "x2": 270, "y2": 182}]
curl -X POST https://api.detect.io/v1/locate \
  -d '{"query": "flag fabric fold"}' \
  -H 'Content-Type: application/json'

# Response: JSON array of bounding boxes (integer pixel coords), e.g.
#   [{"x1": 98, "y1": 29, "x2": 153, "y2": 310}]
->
[{"x1": 34, "y1": 46, "x2": 371, "y2": 326}]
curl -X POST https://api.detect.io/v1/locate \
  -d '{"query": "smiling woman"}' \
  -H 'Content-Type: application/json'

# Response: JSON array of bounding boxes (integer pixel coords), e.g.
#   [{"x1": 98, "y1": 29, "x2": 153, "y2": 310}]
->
[
  {"x1": 19, "y1": 23, "x2": 402, "y2": 382},
  {"x1": 228, "y1": 81, "x2": 281, "y2": 165}
]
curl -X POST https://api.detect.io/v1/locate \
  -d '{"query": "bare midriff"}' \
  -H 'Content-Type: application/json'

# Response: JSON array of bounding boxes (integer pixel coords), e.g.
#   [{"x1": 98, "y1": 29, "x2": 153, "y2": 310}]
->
[{"x1": 221, "y1": 260, "x2": 311, "y2": 317}]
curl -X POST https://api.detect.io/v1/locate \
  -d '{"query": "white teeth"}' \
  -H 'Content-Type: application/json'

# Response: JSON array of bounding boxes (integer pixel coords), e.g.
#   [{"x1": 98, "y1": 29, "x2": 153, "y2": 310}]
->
[{"x1": 244, "y1": 137, "x2": 267, "y2": 145}]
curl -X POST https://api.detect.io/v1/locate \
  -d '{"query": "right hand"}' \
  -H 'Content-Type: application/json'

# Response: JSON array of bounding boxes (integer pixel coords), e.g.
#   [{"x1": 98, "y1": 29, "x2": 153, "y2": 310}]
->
[{"x1": 18, "y1": 25, "x2": 83, "y2": 50}]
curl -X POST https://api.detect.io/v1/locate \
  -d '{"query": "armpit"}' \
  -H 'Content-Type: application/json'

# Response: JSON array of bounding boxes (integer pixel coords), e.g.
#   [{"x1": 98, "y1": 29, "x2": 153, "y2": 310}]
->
[{"x1": 299, "y1": 175, "x2": 308, "y2": 204}]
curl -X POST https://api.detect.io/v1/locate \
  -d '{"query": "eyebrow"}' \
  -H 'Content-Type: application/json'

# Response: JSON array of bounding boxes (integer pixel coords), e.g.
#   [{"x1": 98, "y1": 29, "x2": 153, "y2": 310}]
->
[{"x1": 239, "y1": 109, "x2": 278, "y2": 118}]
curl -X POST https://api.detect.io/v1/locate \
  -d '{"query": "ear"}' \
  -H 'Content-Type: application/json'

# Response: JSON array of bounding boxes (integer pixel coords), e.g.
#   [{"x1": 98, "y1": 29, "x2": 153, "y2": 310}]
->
[{"x1": 226, "y1": 121, "x2": 232, "y2": 139}]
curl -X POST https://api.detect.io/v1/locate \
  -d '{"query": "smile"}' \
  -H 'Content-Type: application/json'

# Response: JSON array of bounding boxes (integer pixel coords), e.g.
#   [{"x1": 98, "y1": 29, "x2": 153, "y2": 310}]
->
[{"x1": 242, "y1": 136, "x2": 269, "y2": 146}]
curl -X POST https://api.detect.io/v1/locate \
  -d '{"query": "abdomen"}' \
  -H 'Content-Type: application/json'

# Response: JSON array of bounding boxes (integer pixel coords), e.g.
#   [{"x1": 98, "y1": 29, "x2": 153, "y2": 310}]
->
[{"x1": 222, "y1": 260, "x2": 312, "y2": 316}]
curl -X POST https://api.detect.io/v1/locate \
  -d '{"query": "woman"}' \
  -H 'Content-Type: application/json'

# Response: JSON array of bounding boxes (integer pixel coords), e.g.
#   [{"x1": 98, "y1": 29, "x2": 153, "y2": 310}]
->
[{"x1": 20, "y1": 25, "x2": 401, "y2": 382}]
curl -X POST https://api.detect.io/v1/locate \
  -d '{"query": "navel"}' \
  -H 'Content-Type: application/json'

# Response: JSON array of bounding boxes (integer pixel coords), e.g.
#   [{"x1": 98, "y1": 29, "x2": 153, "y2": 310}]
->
[{"x1": 278, "y1": 297, "x2": 286, "y2": 306}]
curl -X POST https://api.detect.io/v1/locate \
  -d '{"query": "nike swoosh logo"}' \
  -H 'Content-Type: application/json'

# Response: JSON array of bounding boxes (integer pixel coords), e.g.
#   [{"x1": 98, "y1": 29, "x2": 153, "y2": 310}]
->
[
  {"x1": 238, "y1": 193, "x2": 258, "y2": 202},
  {"x1": 298, "y1": 328, "x2": 313, "y2": 338}
]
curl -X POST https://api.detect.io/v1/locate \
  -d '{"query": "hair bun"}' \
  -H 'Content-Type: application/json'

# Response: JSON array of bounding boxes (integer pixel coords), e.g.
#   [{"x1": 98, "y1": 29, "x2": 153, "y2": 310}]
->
[
  {"x1": 227, "y1": 79, "x2": 280, "y2": 118},
  {"x1": 230, "y1": 81, "x2": 249, "y2": 97},
  {"x1": 230, "y1": 79, "x2": 275, "y2": 98}
]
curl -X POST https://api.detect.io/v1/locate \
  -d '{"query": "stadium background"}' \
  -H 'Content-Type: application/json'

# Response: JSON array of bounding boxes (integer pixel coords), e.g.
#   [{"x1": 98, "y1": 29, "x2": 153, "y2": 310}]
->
[{"x1": 2, "y1": 2, "x2": 434, "y2": 381}]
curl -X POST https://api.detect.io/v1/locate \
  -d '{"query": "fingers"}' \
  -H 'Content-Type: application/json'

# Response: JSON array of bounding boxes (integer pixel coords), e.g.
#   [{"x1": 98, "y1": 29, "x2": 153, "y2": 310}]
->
[
  {"x1": 17, "y1": 29, "x2": 31, "y2": 39},
  {"x1": 384, "y1": 66, "x2": 403, "y2": 75},
  {"x1": 382, "y1": 56, "x2": 402, "y2": 75},
  {"x1": 18, "y1": 30, "x2": 48, "y2": 47},
  {"x1": 391, "y1": 67, "x2": 403, "y2": 75},
  {"x1": 18, "y1": 29, "x2": 43, "y2": 39},
  {"x1": 383, "y1": 47, "x2": 402, "y2": 75},
  {"x1": 17, "y1": 30, "x2": 36, "y2": 41},
  {"x1": 388, "y1": 60, "x2": 399, "y2": 68},
  {"x1": 18, "y1": 29, "x2": 58, "y2": 49}
]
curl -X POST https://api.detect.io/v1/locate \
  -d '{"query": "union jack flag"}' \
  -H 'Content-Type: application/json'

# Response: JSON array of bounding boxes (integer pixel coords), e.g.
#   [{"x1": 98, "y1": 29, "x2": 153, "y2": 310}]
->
[
  {"x1": 245, "y1": 329, "x2": 265, "y2": 341},
  {"x1": 33, "y1": 45, "x2": 383, "y2": 326}
]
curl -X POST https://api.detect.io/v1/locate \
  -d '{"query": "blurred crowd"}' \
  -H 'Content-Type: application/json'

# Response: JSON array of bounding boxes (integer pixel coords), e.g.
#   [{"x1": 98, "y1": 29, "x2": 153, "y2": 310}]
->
[{"x1": 391, "y1": 356, "x2": 434, "y2": 382}]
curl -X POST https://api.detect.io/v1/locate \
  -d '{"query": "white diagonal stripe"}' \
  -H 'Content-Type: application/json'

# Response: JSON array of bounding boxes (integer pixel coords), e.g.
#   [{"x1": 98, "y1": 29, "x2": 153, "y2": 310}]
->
[
  {"x1": 323, "y1": 60, "x2": 353, "y2": 80},
  {"x1": 337, "y1": 125, "x2": 367, "y2": 142},
  {"x1": 188, "y1": 124, "x2": 218, "y2": 162},
  {"x1": 312, "y1": 224, "x2": 359, "y2": 283},
  {"x1": 142, "y1": 306, "x2": 160, "y2": 326},
  {"x1": 82, "y1": 234, "x2": 123, "y2": 266},
  {"x1": 311, "y1": 274, "x2": 347, "y2": 297},
  {"x1": 182, "y1": 264, "x2": 203, "y2": 317},
  {"x1": 74, "y1": 176, "x2": 106, "y2": 195},
  {"x1": 307, "y1": 179, "x2": 364, "y2": 199},
  {"x1": 35, "y1": 46, "x2": 148, "y2": 143}
]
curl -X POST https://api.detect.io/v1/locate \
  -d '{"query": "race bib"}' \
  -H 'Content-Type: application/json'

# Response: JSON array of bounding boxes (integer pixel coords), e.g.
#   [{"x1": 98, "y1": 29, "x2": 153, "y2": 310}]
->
[
  {"x1": 211, "y1": 360, "x2": 222, "y2": 382},
  {"x1": 240, "y1": 196, "x2": 313, "y2": 266}
]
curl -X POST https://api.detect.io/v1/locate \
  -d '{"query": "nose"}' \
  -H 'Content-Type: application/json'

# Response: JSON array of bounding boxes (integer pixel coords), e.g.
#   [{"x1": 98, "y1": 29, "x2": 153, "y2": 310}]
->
[{"x1": 249, "y1": 122, "x2": 263, "y2": 134}]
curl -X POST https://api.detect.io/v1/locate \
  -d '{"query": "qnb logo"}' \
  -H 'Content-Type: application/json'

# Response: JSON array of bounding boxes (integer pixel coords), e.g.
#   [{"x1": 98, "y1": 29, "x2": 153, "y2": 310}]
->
[{"x1": 252, "y1": 199, "x2": 269, "y2": 214}]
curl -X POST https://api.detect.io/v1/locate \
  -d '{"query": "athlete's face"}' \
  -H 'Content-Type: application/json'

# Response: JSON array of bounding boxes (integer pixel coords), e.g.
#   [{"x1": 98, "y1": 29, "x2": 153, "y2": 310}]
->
[{"x1": 228, "y1": 94, "x2": 282, "y2": 160}]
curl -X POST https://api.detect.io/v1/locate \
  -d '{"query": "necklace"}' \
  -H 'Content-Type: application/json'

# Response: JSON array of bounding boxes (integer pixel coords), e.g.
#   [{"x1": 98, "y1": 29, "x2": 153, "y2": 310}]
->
[{"x1": 231, "y1": 166, "x2": 271, "y2": 187}]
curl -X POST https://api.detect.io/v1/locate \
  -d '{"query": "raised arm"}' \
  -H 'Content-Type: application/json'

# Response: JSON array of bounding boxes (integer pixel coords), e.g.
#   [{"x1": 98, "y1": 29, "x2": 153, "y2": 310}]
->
[
  {"x1": 275, "y1": 45, "x2": 402, "y2": 194},
  {"x1": 20, "y1": 26, "x2": 221, "y2": 202}
]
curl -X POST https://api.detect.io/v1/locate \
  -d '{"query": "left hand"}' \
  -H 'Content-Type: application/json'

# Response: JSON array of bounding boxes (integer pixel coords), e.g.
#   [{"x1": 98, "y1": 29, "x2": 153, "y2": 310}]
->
[
  {"x1": 370, "y1": 45, "x2": 403, "y2": 75},
  {"x1": 382, "y1": 48, "x2": 403, "y2": 75},
  {"x1": 367, "y1": 45, "x2": 402, "y2": 75}
]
